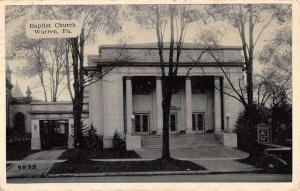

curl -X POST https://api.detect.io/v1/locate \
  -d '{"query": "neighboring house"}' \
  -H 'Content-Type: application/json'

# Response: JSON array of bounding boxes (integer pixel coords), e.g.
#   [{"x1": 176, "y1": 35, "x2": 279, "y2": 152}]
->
[
  {"x1": 87, "y1": 43, "x2": 244, "y2": 150},
  {"x1": 5, "y1": 64, "x2": 88, "y2": 150}
]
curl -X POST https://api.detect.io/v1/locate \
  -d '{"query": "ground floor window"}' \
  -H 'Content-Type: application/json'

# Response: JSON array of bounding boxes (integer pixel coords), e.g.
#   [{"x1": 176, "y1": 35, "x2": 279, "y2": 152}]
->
[
  {"x1": 134, "y1": 113, "x2": 149, "y2": 133},
  {"x1": 192, "y1": 112, "x2": 205, "y2": 132},
  {"x1": 169, "y1": 112, "x2": 177, "y2": 133}
]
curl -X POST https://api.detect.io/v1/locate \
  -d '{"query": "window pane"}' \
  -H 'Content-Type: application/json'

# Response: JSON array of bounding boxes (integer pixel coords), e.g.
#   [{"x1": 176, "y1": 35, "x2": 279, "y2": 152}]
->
[
  {"x1": 198, "y1": 114, "x2": 203, "y2": 131},
  {"x1": 135, "y1": 115, "x2": 140, "y2": 132},
  {"x1": 142, "y1": 115, "x2": 148, "y2": 132},
  {"x1": 170, "y1": 114, "x2": 176, "y2": 131},
  {"x1": 192, "y1": 114, "x2": 196, "y2": 131}
]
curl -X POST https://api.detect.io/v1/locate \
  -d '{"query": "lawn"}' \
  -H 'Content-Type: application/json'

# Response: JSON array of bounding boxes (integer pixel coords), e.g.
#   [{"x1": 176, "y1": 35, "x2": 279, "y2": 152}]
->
[
  {"x1": 48, "y1": 158, "x2": 206, "y2": 174},
  {"x1": 6, "y1": 149, "x2": 39, "y2": 161},
  {"x1": 58, "y1": 148, "x2": 141, "y2": 160}
]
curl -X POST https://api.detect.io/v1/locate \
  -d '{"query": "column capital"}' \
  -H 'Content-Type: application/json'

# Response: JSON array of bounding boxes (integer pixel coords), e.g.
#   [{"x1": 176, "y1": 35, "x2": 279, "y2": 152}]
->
[
  {"x1": 214, "y1": 76, "x2": 221, "y2": 80},
  {"x1": 186, "y1": 76, "x2": 192, "y2": 80},
  {"x1": 125, "y1": 76, "x2": 132, "y2": 80},
  {"x1": 156, "y1": 76, "x2": 162, "y2": 80}
]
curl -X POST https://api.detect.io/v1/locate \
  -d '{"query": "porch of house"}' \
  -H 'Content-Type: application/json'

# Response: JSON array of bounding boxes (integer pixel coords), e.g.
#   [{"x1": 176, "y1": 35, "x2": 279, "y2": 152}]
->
[{"x1": 124, "y1": 76, "x2": 237, "y2": 150}]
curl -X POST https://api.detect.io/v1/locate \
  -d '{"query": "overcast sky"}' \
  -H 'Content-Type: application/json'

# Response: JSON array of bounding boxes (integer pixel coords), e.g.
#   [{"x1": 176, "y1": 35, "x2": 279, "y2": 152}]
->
[{"x1": 5, "y1": 5, "x2": 290, "y2": 101}]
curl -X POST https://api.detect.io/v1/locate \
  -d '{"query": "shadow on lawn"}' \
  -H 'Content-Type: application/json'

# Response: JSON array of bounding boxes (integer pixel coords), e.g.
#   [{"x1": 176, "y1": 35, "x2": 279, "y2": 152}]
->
[
  {"x1": 48, "y1": 158, "x2": 206, "y2": 174},
  {"x1": 58, "y1": 148, "x2": 141, "y2": 160}
]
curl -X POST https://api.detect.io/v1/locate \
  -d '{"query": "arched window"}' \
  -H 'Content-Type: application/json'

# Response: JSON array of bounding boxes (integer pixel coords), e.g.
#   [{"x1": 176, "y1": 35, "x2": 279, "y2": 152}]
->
[{"x1": 13, "y1": 112, "x2": 25, "y2": 134}]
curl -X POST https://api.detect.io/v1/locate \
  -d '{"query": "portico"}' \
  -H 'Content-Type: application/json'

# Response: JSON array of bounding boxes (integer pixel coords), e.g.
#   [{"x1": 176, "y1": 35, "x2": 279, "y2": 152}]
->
[{"x1": 124, "y1": 76, "x2": 222, "y2": 136}]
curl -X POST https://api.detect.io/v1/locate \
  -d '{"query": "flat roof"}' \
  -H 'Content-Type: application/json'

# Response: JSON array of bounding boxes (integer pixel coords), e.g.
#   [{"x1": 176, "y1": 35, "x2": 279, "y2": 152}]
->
[{"x1": 99, "y1": 43, "x2": 242, "y2": 51}]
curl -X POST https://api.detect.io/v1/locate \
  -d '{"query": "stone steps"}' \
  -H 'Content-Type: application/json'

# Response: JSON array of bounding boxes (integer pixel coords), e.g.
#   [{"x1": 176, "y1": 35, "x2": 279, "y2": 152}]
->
[{"x1": 141, "y1": 133, "x2": 222, "y2": 149}]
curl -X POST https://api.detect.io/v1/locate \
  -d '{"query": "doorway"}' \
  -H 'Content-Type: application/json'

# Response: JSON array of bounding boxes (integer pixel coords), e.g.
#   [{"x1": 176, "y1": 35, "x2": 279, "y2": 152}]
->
[
  {"x1": 169, "y1": 112, "x2": 177, "y2": 134},
  {"x1": 192, "y1": 112, "x2": 205, "y2": 133},
  {"x1": 39, "y1": 120, "x2": 69, "y2": 150}
]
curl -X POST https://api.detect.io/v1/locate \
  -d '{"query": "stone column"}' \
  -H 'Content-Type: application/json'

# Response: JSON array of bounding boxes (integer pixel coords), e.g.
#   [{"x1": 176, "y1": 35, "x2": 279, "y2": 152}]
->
[
  {"x1": 126, "y1": 77, "x2": 133, "y2": 134},
  {"x1": 68, "y1": 118, "x2": 74, "y2": 149},
  {"x1": 31, "y1": 119, "x2": 41, "y2": 150},
  {"x1": 185, "y1": 77, "x2": 193, "y2": 133},
  {"x1": 214, "y1": 77, "x2": 222, "y2": 132},
  {"x1": 156, "y1": 77, "x2": 163, "y2": 134}
]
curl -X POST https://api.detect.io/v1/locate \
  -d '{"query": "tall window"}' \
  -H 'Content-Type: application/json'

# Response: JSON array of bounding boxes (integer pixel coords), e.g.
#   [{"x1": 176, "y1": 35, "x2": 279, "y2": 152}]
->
[
  {"x1": 192, "y1": 113, "x2": 205, "y2": 132},
  {"x1": 134, "y1": 114, "x2": 149, "y2": 133},
  {"x1": 169, "y1": 113, "x2": 177, "y2": 132}
]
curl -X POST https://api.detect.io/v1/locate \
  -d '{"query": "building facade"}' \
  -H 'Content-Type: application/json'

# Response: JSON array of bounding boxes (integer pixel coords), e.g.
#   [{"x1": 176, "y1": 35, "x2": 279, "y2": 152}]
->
[
  {"x1": 6, "y1": 43, "x2": 245, "y2": 151},
  {"x1": 87, "y1": 43, "x2": 244, "y2": 150}
]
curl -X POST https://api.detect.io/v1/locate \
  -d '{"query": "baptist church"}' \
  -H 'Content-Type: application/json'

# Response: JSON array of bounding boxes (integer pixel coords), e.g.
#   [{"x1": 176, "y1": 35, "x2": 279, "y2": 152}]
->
[
  {"x1": 7, "y1": 43, "x2": 244, "y2": 150},
  {"x1": 86, "y1": 43, "x2": 244, "y2": 150}
]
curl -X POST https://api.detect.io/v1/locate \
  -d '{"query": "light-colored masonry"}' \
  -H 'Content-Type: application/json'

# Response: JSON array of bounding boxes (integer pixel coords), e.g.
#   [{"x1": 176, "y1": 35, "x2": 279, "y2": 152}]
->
[{"x1": 8, "y1": 43, "x2": 244, "y2": 150}]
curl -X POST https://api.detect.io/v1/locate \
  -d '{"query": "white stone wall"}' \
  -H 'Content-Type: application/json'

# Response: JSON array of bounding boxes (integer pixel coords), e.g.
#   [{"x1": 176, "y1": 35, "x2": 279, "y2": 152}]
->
[
  {"x1": 102, "y1": 74, "x2": 125, "y2": 137},
  {"x1": 88, "y1": 78, "x2": 103, "y2": 135},
  {"x1": 30, "y1": 101, "x2": 88, "y2": 112},
  {"x1": 223, "y1": 73, "x2": 244, "y2": 132}
]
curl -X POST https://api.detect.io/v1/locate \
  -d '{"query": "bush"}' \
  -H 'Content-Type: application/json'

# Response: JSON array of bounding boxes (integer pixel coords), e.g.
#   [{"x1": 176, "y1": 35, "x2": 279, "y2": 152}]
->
[
  {"x1": 271, "y1": 103, "x2": 292, "y2": 146},
  {"x1": 235, "y1": 105, "x2": 270, "y2": 152},
  {"x1": 82, "y1": 125, "x2": 103, "y2": 150},
  {"x1": 112, "y1": 131, "x2": 125, "y2": 150},
  {"x1": 6, "y1": 129, "x2": 31, "y2": 151},
  {"x1": 235, "y1": 102, "x2": 292, "y2": 151}
]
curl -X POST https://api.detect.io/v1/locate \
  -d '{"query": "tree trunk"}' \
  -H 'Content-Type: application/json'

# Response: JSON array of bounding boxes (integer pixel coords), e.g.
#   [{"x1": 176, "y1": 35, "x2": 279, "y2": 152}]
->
[
  {"x1": 247, "y1": 6, "x2": 254, "y2": 106},
  {"x1": 71, "y1": 36, "x2": 83, "y2": 149},
  {"x1": 244, "y1": 104, "x2": 259, "y2": 157},
  {"x1": 40, "y1": 76, "x2": 48, "y2": 102},
  {"x1": 161, "y1": 76, "x2": 173, "y2": 160},
  {"x1": 73, "y1": 100, "x2": 83, "y2": 148},
  {"x1": 70, "y1": 29, "x2": 85, "y2": 149}
]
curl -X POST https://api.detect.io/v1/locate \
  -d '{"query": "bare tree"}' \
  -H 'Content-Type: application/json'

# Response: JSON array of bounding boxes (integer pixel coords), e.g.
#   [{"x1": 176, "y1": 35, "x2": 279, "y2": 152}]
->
[
  {"x1": 47, "y1": 39, "x2": 68, "y2": 102},
  {"x1": 130, "y1": 5, "x2": 208, "y2": 160},
  {"x1": 256, "y1": 27, "x2": 292, "y2": 109},
  {"x1": 6, "y1": 6, "x2": 70, "y2": 102},
  {"x1": 205, "y1": 4, "x2": 291, "y2": 155},
  {"x1": 56, "y1": 5, "x2": 122, "y2": 148},
  {"x1": 209, "y1": 4, "x2": 291, "y2": 109},
  {"x1": 8, "y1": 30, "x2": 49, "y2": 101},
  {"x1": 6, "y1": 5, "x2": 122, "y2": 148}
]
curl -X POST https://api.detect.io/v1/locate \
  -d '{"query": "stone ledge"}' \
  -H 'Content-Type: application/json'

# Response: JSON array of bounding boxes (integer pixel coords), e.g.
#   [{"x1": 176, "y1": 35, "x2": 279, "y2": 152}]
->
[
  {"x1": 215, "y1": 132, "x2": 237, "y2": 148},
  {"x1": 126, "y1": 135, "x2": 141, "y2": 150}
]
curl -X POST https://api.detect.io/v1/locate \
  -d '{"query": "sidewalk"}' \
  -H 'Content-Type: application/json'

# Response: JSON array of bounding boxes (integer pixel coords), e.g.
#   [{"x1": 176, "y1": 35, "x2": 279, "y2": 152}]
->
[
  {"x1": 7, "y1": 149, "x2": 65, "y2": 178},
  {"x1": 7, "y1": 147, "x2": 262, "y2": 178},
  {"x1": 135, "y1": 146, "x2": 249, "y2": 159}
]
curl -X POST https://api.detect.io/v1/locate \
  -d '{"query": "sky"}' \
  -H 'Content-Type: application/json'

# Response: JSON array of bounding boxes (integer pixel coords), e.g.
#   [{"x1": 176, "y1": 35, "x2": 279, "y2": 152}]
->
[{"x1": 5, "y1": 5, "x2": 291, "y2": 101}]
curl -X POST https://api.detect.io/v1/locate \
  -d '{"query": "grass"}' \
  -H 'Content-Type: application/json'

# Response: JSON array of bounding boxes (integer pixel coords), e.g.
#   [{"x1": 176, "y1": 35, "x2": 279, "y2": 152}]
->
[
  {"x1": 58, "y1": 148, "x2": 141, "y2": 160},
  {"x1": 48, "y1": 158, "x2": 206, "y2": 174}
]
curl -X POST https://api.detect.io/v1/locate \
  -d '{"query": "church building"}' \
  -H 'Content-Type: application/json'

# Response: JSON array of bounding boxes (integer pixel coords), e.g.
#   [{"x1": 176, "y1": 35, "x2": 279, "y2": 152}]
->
[{"x1": 87, "y1": 43, "x2": 244, "y2": 150}]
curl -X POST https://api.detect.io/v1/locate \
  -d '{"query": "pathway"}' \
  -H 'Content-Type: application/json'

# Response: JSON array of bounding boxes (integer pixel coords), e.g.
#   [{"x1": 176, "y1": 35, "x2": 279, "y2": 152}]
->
[
  {"x1": 135, "y1": 146, "x2": 249, "y2": 160},
  {"x1": 7, "y1": 149, "x2": 65, "y2": 178},
  {"x1": 135, "y1": 146, "x2": 260, "y2": 173}
]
